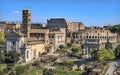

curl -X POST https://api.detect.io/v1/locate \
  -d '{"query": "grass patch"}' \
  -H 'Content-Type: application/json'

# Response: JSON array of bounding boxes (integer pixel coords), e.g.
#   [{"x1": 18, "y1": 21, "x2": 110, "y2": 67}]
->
[
  {"x1": 0, "y1": 64, "x2": 7, "y2": 70},
  {"x1": 55, "y1": 70, "x2": 81, "y2": 75},
  {"x1": 54, "y1": 49, "x2": 68, "y2": 54},
  {"x1": 54, "y1": 44, "x2": 82, "y2": 54},
  {"x1": 27, "y1": 68, "x2": 43, "y2": 75},
  {"x1": 62, "y1": 46, "x2": 70, "y2": 50},
  {"x1": 21, "y1": 67, "x2": 43, "y2": 75},
  {"x1": 67, "y1": 71, "x2": 81, "y2": 75},
  {"x1": 54, "y1": 59, "x2": 84, "y2": 75},
  {"x1": 55, "y1": 65, "x2": 82, "y2": 75},
  {"x1": 61, "y1": 44, "x2": 81, "y2": 51}
]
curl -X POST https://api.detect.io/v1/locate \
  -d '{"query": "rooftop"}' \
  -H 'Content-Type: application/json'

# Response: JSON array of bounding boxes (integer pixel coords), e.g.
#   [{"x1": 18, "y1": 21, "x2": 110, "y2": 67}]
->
[
  {"x1": 30, "y1": 29, "x2": 49, "y2": 34},
  {"x1": 49, "y1": 18, "x2": 66, "y2": 20},
  {"x1": 27, "y1": 40, "x2": 45, "y2": 45},
  {"x1": 25, "y1": 37, "x2": 38, "y2": 42}
]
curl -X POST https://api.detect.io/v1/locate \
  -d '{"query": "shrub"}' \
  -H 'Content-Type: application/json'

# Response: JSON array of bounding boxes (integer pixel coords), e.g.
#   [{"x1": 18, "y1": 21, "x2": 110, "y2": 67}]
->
[
  {"x1": 15, "y1": 65, "x2": 29, "y2": 75},
  {"x1": 32, "y1": 60, "x2": 40, "y2": 66},
  {"x1": 0, "y1": 71, "x2": 5, "y2": 75},
  {"x1": 43, "y1": 69, "x2": 55, "y2": 75},
  {"x1": 59, "y1": 45, "x2": 64, "y2": 49},
  {"x1": 71, "y1": 48, "x2": 79, "y2": 53},
  {"x1": 7, "y1": 64, "x2": 14, "y2": 71},
  {"x1": 67, "y1": 43, "x2": 72, "y2": 47}
]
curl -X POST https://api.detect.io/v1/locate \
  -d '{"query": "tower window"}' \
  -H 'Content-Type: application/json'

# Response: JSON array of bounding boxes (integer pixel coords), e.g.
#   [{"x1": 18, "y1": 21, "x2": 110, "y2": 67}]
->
[
  {"x1": 29, "y1": 14, "x2": 31, "y2": 16},
  {"x1": 29, "y1": 19, "x2": 30, "y2": 21}
]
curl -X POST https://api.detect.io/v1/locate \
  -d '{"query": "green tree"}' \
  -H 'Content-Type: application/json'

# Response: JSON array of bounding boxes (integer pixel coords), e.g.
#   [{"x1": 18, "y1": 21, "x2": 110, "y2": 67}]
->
[
  {"x1": 43, "y1": 69, "x2": 55, "y2": 75},
  {"x1": 0, "y1": 50, "x2": 5, "y2": 63},
  {"x1": 0, "y1": 71, "x2": 4, "y2": 75},
  {"x1": 67, "y1": 43, "x2": 72, "y2": 47},
  {"x1": 0, "y1": 32, "x2": 5, "y2": 43},
  {"x1": 5, "y1": 50, "x2": 20, "y2": 63},
  {"x1": 97, "y1": 48, "x2": 115, "y2": 62},
  {"x1": 115, "y1": 45, "x2": 120, "y2": 57},
  {"x1": 71, "y1": 48, "x2": 79, "y2": 54},
  {"x1": 59, "y1": 45, "x2": 64, "y2": 49},
  {"x1": 105, "y1": 39, "x2": 112, "y2": 50},
  {"x1": 91, "y1": 50, "x2": 98, "y2": 60},
  {"x1": 7, "y1": 64, "x2": 14, "y2": 71},
  {"x1": 16, "y1": 66, "x2": 24, "y2": 75},
  {"x1": 16, "y1": 65, "x2": 29, "y2": 75},
  {"x1": 109, "y1": 24, "x2": 120, "y2": 32}
]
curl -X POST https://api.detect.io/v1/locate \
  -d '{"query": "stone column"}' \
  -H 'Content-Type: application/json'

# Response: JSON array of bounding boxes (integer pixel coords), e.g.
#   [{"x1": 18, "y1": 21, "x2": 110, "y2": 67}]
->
[
  {"x1": 86, "y1": 47, "x2": 89, "y2": 58},
  {"x1": 16, "y1": 41, "x2": 18, "y2": 52},
  {"x1": 83, "y1": 48, "x2": 85, "y2": 54},
  {"x1": 25, "y1": 50, "x2": 29, "y2": 62},
  {"x1": 6, "y1": 41, "x2": 9, "y2": 51},
  {"x1": 75, "y1": 34, "x2": 76, "y2": 39}
]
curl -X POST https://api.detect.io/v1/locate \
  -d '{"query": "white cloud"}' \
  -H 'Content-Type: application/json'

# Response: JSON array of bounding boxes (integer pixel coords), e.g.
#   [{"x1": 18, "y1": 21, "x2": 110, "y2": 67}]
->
[{"x1": 13, "y1": 11, "x2": 20, "y2": 14}]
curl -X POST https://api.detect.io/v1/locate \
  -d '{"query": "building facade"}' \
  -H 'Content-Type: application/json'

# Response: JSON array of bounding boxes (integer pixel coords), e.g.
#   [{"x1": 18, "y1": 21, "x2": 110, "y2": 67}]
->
[
  {"x1": 70, "y1": 29, "x2": 117, "y2": 49},
  {"x1": 5, "y1": 31, "x2": 25, "y2": 52},
  {"x1": 83, "y1": 39, "x2": 101, "y2": 54},
  {"x1": 21, "y1": 9, "x2": 31, "y2": 37},
  {"x1": 23, "y1": 40, "x2": 46, "y2": 62},
  {"x1": 49, "y1": 31, "x2": 65, "y2": 50},
  {"x1": 0, "y1": 21, "x2": 21, "y2": 32},
  {"x1": 30, "y1": 29, "x2": 49, "y2": 44},
  {"x1": 0, "y1": 24, "x2": 5, "y2": 33},
  {"x1": 67, "y1": 22, "x2": 85, "y2": 32},
  {"x1": 3, "y1": 8, "x2": 118, "y2": 63},
  {"x1": 5, "y1": 31, "x2": 46, "y2": 62},
  {"x1": 0, "y1": 21, "x2": 7, "y2": 33},
  {"x1": 20, "y1": 9, "x2": 66, "y2": 52},
  {"x1": 6, "y1": 22, "x2": 20, "y2": 30}
]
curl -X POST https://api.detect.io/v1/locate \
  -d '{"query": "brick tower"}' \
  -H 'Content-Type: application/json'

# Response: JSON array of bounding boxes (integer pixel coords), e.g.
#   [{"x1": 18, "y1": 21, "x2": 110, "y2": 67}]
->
[{"x1": 21, "y1": 9, "x2": 31, "y2": 38}]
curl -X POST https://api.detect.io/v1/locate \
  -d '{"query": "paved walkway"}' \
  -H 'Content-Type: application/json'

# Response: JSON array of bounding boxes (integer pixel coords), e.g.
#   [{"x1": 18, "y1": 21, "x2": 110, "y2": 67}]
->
[
  {"x1": 105, "y1": 62, "x2": 117, "y2": 75},
  {"x1": 105, "y1": 59, "x2": 120, "y2": 75}
]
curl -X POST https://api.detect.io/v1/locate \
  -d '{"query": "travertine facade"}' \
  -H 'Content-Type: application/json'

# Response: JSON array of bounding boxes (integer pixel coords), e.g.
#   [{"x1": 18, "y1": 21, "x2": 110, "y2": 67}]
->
[
  {"x1": 21, "y1": 9, "x2": 31, "y2": 37},
  {"x1": 6, "y1": 22, "x2": 20, "y2": 30},
  {"x1": 5, "y1": 31, "x2": 47, "y2": 62},
  {"x1": 67, "y1": 22, "x2": 85, "y2": 32},
  {"x1": 30, "y1": 29, "x2": 49, "y2": 44},
  {"x1": 70, "y1": 29, "x2": 117, "y2": 49},
  {"x1": 24, "y1": 40, "x2": 46, "y2": 62},
  {"x1": 49, "y1": 31, "x2": 65, "y2": 50},
  {"x1": 0, "y1": 21, "x2": 7, "y2": 33},
  {"x1": 0, "y1": 21, "x2": 20, "y2": 32},
  {"x1": 83, "y1": 39, "x2": 101, "y2": 54},
  {"x1": 0, "y1": 24, "x2": 5, "y2": 32}
]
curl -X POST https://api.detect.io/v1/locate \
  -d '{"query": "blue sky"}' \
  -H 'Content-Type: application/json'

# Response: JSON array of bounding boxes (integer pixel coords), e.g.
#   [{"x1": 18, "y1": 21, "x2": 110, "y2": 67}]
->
[{"x1": 0, "y1": 0, "x2": 120, "y2": 26}]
